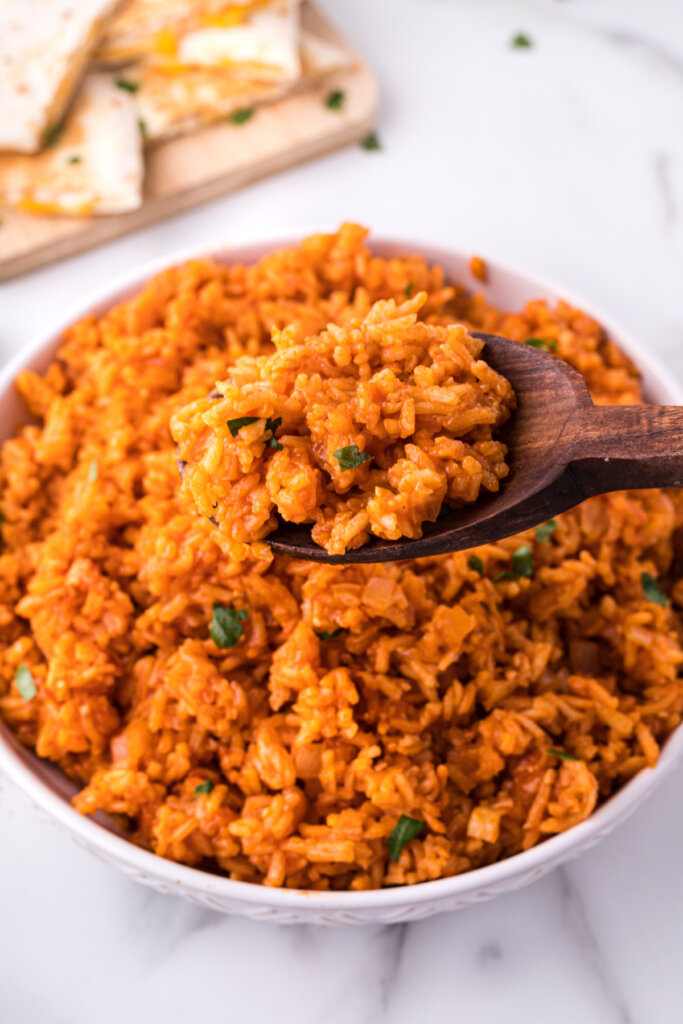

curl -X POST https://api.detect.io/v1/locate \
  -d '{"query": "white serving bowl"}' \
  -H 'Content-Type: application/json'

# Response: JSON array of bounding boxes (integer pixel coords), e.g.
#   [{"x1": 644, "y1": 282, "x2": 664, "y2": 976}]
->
[{"x1": 2, "y1": 234, "x2": 683, "y2": 926}]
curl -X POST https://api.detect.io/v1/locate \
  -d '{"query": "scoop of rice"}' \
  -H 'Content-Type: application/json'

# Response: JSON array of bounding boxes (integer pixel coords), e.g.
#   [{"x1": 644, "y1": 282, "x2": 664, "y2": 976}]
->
[{"x1": 171, "y1": 293, "x2": 514, "y2": 555}]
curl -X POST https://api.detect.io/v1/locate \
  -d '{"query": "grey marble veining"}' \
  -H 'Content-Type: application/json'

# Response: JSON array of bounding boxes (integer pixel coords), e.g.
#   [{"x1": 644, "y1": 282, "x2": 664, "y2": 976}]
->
[
  {"x1": 2, "y1": 0, "x2": 683, "y2": 1019},
  {"x1": 558, "y1": 869, "x2": 634, "y2": 1024}
]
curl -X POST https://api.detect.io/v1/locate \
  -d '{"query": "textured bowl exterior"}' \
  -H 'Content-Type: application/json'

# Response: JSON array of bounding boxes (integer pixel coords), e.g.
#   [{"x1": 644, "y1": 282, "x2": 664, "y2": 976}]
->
[{"x1": 2, "y1": 233, "x2": 683, "y2": 925}]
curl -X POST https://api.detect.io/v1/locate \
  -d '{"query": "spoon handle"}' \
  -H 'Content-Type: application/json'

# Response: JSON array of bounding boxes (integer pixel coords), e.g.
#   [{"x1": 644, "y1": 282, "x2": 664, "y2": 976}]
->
[{"x1": 569, "y1": 404, "x2": 683, "y2": 495}]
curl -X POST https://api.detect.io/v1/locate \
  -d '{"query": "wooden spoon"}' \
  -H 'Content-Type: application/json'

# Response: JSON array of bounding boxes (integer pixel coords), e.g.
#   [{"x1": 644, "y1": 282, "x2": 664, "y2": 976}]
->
[{"x1": 258, "y1": 331, "x2": 683, "y2": 563}]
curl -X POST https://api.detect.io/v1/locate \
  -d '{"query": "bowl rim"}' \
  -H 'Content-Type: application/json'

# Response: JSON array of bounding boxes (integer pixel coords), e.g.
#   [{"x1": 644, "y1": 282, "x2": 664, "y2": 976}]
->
[{"x1": 2, "y1": 228, "x2": 682, "y2": 912}]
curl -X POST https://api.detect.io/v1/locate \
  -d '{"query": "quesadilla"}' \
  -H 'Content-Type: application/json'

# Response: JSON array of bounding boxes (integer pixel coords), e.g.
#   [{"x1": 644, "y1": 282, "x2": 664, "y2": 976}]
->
[
  {"x1": 300, "y1": 27, "x2": 353, "y2": 77},
  {"x1": 0, "y1": 0, "x2": 121, "y2": 154},
  {"x1": 94, "y1": 0, "x2": 299, "y2": 67},
  {"x1": 134, "y1": 23, "x2": 351, "y2": 141},
  {"x1": 0, "y1": 74, "x2": 144, "y2": 215},
  {"x1": 150, "y1": 1, "x2": 302, "y2": 82}
]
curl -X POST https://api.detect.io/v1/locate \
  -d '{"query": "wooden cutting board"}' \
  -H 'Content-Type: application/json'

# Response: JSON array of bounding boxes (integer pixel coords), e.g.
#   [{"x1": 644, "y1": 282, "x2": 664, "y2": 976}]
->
[{"x1": 0, "y1": 5, "x2": 378, "y2": 282}]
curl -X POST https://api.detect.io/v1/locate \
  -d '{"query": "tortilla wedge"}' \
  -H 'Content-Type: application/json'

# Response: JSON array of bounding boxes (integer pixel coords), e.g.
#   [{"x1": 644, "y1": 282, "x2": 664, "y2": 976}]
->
[
  {"x1": 0, "y1": 0, "x2": 121, "y2": 154},
  {"x1": 151, "y1": 1, "x2": 302, "y2": 82},
  {"x1": 0, "y1": 74, "x2": 144, "y2": 216},
  {"x1": 94, "y1": 0, "x2": 300, "y2": 66},
  {"x1": 134, "y1": 24, "x2": 351, "y2": 141}
]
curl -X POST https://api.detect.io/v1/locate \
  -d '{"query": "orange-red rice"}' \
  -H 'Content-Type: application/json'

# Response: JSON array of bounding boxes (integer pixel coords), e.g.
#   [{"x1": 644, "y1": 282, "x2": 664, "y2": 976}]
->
[
  {"x1": 171, "y1": 296, "x2": 515, "y2": 556},
  {"x1": 1, "y1": 223, "x2": 682, "y2": 890}
]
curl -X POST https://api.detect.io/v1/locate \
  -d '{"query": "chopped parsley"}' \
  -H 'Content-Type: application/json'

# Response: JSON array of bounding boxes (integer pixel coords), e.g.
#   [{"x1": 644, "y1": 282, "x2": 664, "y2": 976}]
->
[
  {"x1": 511, "y1": 544, "x2": 533, "y2": 577},
  {"x1": 535, "y1": 519, "x2": 557, "y2": 542},
  {"x1": 468, "y1": 554, "x2": 485, "y2": 576},
  {"x1": 115, "y1": 77, "x2": 140, "y2": 94},
  {"x1": 228, "y1": 416, "x2": 259, "y2": 436},
  {"x1": 88, "y1": 460, "x2": 98, "y2": 483},
  {"x1": 404, "y1": 282, "x2": 414, "y2": 298},
  {"x1": 548, "y1": 748, "x2": 580, "y2": 762},
  {"x1": 67, "y1": 154, "x2": 82, "y2": 164},
  {"x1": 641, "y1": 571, "x2": 668, "y2": 607},
  {"x1": 228, "y1": 414, "x2": 282, "y2": 448},
  {"x1": 210, "y1": 604, "x2": 248, "y2": 648},
  {"x1": 495, "y1": 544, "x2": 533, "y2": 581},
  {"x1": 15, "y1": 664, "x2": 36, "y2": 701},
  {"x1": 387, "y1": 815, "x2": 425, "y2": 861},
  {"x1": 227, "y1": 107, "x2": 254, "y2": 125},
  {"x1": 324, "y1": 89, "x2": 345, "y2": 111},
  {"x1": 138, "y1": 118, "x2": 148, "y2": 138},
  {"x1": 333, "y1": 445, "x2": 373, "y2": 471},
  {"x1": 316, "y1": 628, "x2": 343, "y2": 640},
  {"x1": 44, "y1": 122, "x2": 64, "y2": 148},
  {"x1": 360, "y1": 131, "x2": 381, "y2": 151},
  {"x1": 511, "y1": 33, "x2": 533, "y2": 49},
  {"x1": 194, "y1": 780, "x2": 215, "y2": 796},
  {"x1": 525, "y1": 337, "x2": 557, "y2": 352},
  {"x1": 266, "y1": 416, "x2": 283, "y2": 450}
]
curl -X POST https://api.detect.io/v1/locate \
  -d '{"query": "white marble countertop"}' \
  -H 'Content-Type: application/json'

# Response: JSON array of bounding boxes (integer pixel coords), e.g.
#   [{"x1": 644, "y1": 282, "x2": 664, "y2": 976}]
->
[{"x1": 2, "y1": 0, "x2": 683, "y2": 1020}]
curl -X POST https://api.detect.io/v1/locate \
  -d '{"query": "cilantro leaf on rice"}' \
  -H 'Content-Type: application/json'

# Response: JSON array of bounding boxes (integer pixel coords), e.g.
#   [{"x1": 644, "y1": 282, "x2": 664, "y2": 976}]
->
[
  {"x1": 210, "y1": 605, "x2": 248, "y2": 648},
  {"x1": 333, "y1": 445, "x2": 373, "y2": 471},
  {"x1": 387, "y1": 815, "x2": 425, "y2": 861},
  {"x1": 641, "y1": 572, "x2": 668, "y2": 607}
]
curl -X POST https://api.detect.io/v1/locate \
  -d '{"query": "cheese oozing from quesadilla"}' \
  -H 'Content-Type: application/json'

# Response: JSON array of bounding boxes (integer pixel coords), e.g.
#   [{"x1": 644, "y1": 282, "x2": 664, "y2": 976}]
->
[
  {"x1": 94, "y1": 0, "x2": 299, "y2": 67},
  {"x1": 155, "y1": 2, "x2": 302, "y2": 82},
  {"x1": 0, "y1": 74, "x2": 144, "y2": 216},
  {"x1": 133, "y1": 24, "x2": 350, "y2": 141},
  {"x1": 0, "y1": 0, "x2": 120, "y2": 154}
]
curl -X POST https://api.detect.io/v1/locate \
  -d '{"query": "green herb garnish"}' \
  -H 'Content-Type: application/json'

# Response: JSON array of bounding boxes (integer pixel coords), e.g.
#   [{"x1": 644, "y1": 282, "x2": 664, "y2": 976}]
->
[
  {"x1": 228, "y1": 416, "x2": 260, "y2": 436},
  {"x1": 333, "y1": 445, "x2": 373, "y2": 471},
  {"x1": 641, "y1": 571, "x2": 669, "y2": 607},
  {"x1": 525, "y1": 337, "x2": 557, "y2": 351},
  {"x1": 548, "y1": 748, "x2": 580, "y2": 762},
  {"x1": 44, "y1": 123, "x2": 64, "y2": 148},
  {"x1": 316, "y1": 628, "x2": 343, "y2": 640},
  {"x1": 495, "y1": 544, "x2": 533, "y2": 581},
  {"x1": 67, "y1": 155, "x2": 82, "y2": 164},
  {"x1": 88, "y1": 460, "x2": 98, "y2": 483},
  {"x1": 511, "y1": 33, "x2": 533, "y2": 49},
  {"x1": 138, "y1": 118, "x2": 148, "y2": 137},
  {"x1": 404, "y1": 282, "x2": 414, "y2": 298},
  {"x1": 210, "y1": 604, "x2": 248, "y2": 648},
  {"x1": 227, "y1": 107, "x2": 254, "y2": 125},
  {"x1": 535, "y1": 519, "x2": 557, "y2": 542},
  {"x1": 194, "y1": 780, "x2": 215, "y2": 796},
  {"x1": 266, "y1": 416, "x2": 283, "y2": 450},
  {"x1": 468, "y1": 554, "x2": 485, "y2": 576},
  {"x1": 360, "y1": 131, "x2": 381, "y2": 151},
  {"x1": 387, "y1": 815, "x2": 425, "y2": 862},
  {"x1": 116, "y1": 77, "x2": 140, "y2": 94},
  {"x1": 228, "y1": 415, "x2": 282, "y2": 447},
  {"x1": 15, "y1": 664, "x2": 36, "y2": 701},
  {"x1": 511, "y1": 544, "x2": 533, "y2": 577},
  {"x1": 324, "y1": 89, "x2": 345, "y2": 111}
]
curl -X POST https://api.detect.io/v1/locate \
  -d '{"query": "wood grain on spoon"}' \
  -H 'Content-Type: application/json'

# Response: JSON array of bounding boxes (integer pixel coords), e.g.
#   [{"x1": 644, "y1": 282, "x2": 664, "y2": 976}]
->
[{"x1": 262, "y1": 331, "x2": 683, "y2": 563}]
